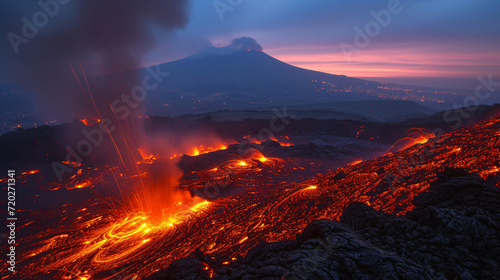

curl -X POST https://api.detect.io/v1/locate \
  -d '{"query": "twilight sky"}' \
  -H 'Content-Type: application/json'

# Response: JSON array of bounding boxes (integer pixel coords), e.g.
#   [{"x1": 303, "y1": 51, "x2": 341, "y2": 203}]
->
[
  {"x1": 144, "y1": 0, "x2": 500, "y2": 90},
  {"x1": 1, "y1": 0, "x2": 499, "y2": 90}
]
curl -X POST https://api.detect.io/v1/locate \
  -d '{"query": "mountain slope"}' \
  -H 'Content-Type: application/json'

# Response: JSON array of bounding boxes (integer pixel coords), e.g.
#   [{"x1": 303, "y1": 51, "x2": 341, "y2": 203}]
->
[{"x1": 143, "y1": 47, "x2": 471, "y2": 116}]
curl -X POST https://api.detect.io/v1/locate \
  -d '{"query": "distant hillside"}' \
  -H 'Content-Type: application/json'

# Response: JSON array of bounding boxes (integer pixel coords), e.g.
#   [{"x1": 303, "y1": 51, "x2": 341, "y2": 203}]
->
[
  {"x1": 277, "y1": 100, "x2": 436, "y2": 122},
  {"x1": 174, "y1": 100, "x2": 437, "y2": 123},
  {"x1": 0, "y1": 83, "x2": 39, "y2": 134}
]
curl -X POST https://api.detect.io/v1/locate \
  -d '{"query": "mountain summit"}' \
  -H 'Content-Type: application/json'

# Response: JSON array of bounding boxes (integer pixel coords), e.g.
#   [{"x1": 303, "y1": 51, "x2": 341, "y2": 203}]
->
[{"x1": 143, "y1": 42, "x2": 469, "y2": 116}]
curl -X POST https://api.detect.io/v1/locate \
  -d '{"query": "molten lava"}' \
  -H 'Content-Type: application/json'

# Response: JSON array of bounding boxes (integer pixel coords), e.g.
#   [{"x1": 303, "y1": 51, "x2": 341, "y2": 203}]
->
[
  {"x1": 169, "y1": 143, "x2": 229, "y2": 159},
  {"x1": 245, "y1": 135, "x2": 293, "y2": 147},
  {"x1": 188, "y1": 144, "x2": 228, "y2": 156},
  {"x1": 4, "y1": 116, "x2": 500, "y2": 279},
  {"x1": 20, "y1": 170, "x2": 39, "y2": 176},
  {"x1": 385, "y1": 127, "x2": 435, "y2": 155},
  {"x1": 79, "y1": 118, "x2": 102, "y2": 126}
]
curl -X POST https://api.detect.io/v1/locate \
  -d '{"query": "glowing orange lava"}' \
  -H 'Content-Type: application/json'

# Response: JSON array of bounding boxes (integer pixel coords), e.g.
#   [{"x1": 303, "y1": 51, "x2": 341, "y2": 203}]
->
[
  {"x1": 80, "y1": 118, "x2": 102, "y2": 126},
  {"x1": 5, "y1": 116, "x2": 500, "y2": 279},
  {"x1": 169, "y1": 144, "x2": 228, "y2": 160},
  {"x1": 245, "y1": 135, "x2": 293, "y2": 147},
  {"x1": 348, "y1": 159, "x2": 363, "y2": 166},
  {"x1": 385, "y1": 127, "x2": 435, "y2": 155},
  {"x1": 63, "y1": 161, "x2": 83, "y2": 167},
  {"x1": 67, "y1": 180, "x2": 93, "y2": 189},
  {"x1": 21, "y1": 170, "x2": 40, "y2": 175}
]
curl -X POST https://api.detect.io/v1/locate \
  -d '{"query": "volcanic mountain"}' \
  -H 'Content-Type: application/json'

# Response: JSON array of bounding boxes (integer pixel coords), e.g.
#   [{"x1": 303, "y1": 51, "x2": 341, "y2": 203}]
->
[
  {"x1": 143, "y1": 47, "x2": 470, "y2": 116},
  {"x1": 0, "y1": 47, "x2": 476, "y2": 134}
]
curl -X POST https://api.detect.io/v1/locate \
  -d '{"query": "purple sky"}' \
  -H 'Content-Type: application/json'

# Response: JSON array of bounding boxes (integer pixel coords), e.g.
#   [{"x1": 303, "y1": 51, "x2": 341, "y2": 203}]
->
[
  {"x1": 142, "y1": 0, "x2": 500, "y2": 90},
  {"x1": 1, "y1": 1, "x2": 499, "y2": 90}
]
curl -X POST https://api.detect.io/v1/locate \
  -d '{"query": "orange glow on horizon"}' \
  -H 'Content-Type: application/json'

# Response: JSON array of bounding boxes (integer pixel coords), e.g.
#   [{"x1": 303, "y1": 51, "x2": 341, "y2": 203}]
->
[{"x1": 267, "y1": 46, "x2": 500, "y2": 79}]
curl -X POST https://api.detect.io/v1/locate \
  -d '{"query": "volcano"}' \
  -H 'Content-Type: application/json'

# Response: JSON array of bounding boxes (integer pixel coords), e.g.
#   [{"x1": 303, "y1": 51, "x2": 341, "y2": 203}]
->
[
  {"x1": 0, "y1": 47, "x2": 476, "y2": 135},
  {"x1": 142, "y1": 47, "x2": 472, "y2": 116},
  {"x1": 2, "y1": 1, "x2": 499, "y2": 279}
]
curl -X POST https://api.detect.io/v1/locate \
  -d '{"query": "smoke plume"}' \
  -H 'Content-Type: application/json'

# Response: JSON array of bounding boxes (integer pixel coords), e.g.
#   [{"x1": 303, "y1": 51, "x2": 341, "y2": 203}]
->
[
  {"x1": 227, "y1": 37, "x2": 263, "y2": 52},
  {"x1": 0, "y1": 0, "x2": 191, "y2": 121}
]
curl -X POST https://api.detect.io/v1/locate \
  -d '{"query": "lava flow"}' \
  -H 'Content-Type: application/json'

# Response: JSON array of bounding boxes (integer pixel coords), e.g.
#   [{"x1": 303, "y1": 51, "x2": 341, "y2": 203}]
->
[
  {"x1": 80, "y1": 118, "x2": 102, "y2": 126},
  {"x1": 384, "y1": 127, "x2": 435, "y2": 155},
  {"x1": 2, "y1": 116, "x2": 500, "y2": 279}
]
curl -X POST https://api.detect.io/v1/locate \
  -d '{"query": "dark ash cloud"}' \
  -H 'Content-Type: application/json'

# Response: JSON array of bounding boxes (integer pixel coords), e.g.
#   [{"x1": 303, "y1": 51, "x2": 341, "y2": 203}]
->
[{"x1": 0, "y1": 0, "x2": 191, "y2": 121}]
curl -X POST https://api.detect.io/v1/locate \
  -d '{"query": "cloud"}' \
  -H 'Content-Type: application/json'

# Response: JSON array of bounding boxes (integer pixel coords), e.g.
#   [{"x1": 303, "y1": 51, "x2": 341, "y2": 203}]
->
[{"x1": 227, "y1": 37, "x2": 263, "y2": 51}]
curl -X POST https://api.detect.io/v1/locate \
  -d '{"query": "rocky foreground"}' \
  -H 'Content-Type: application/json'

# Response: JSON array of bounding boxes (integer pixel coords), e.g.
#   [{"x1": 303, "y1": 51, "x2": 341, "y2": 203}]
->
[{"x1": 147, "y1": 168, "x2": 500, "y2": 280}]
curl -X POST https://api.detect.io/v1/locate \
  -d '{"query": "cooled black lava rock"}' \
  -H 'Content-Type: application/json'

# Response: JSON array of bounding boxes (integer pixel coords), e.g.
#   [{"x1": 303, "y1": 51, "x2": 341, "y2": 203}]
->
[
  {"x1": 145, "y1": 171, "x2": 500, "y2": 280},
  {"x1": 376, "y1": 167, "x2": 385, "y2": 175},
  {"x1": 332, "y1": 171, "x2": 347, "y2": 181}
]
